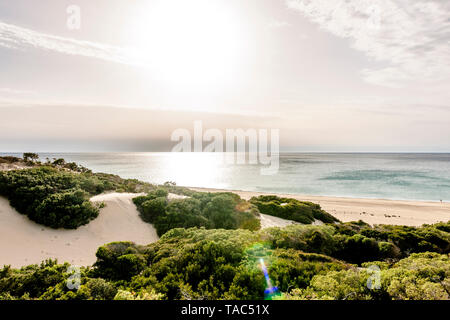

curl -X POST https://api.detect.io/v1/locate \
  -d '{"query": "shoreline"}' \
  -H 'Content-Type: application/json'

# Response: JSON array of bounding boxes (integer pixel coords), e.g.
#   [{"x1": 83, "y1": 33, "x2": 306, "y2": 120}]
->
[
  {"x1": 188, "y1": 187, "x2": 450, "y2": 227},
  {"x1": 188, "y1": 186, "x2": 448, "y2": 203}
]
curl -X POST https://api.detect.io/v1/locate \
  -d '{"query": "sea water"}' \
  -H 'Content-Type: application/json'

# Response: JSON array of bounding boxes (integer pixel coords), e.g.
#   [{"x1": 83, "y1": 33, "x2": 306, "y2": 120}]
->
[{"x1": 4, "y1": 152, "x2": 450, "y2": 202}]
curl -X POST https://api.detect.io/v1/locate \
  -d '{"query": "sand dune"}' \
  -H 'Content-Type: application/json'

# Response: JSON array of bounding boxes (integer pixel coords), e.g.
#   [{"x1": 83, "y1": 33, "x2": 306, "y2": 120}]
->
[
  {"x1": 259, "y1": 213, "x2": 298, "y2": 229},
  {"x1": 0, "y1": 193, "x2": 158, "y2": 268},
  {"x1": 190, "y1": 187, "x2": 450, "y2": 227}
]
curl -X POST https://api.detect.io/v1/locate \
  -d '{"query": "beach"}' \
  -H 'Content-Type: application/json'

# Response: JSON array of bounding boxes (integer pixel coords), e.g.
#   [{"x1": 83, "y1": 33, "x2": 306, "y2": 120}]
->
[{"x1": 190, "y1": 187, "x2": 450, "y2": 227}]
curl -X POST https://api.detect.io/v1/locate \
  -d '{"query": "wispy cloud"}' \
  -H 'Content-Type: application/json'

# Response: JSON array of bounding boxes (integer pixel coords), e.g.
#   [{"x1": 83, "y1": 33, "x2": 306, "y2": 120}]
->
[
  {"x1": 287, "y1": 0, "x2": 450, "y2": 88},
  {"x1": 268, "y1": 19, "x2": 291, "y2": 29},
  {"x1": 0, "y1": 21, "x2": 137, "y2": 66},
  {"x1": 0, "y1": 87, "x2": 35, "y2": 95}
]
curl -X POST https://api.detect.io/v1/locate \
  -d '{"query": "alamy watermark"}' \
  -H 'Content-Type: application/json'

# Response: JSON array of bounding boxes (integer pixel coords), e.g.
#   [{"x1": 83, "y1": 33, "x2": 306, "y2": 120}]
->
[
  {"x1": 366, "y1": 265, "x2": 381, "y2": 290},
  {"x1": 66, "y1": 265, "x2": 81, "y2": 290},
  {"x1": 66, "y1": 5, "x2": 81, "y2": 30},
  {"x1": 171, "y1": 121, "x2": 280, "y2": 175}
]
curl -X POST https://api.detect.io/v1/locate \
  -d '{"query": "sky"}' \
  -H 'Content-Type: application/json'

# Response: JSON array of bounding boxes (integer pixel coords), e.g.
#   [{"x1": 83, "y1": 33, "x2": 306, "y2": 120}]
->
[{"x1": 0, "y1": 0, "x2": 449, "y2": 152}]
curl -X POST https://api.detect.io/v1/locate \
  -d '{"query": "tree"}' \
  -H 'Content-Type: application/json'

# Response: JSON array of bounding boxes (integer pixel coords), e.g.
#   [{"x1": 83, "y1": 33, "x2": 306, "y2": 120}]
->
[
  {"x1": 23, "y1": 152, "x2": 39, "y2": 162},
  {"x1": 52, "y1": 158, "x2": 66, "y2": 166}
]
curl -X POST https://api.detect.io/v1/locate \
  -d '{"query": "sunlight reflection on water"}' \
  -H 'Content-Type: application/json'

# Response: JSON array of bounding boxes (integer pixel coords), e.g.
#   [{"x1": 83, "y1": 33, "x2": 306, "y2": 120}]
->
[{"x1": 6, "y1": 152, "x2": 450, "y2": 201}]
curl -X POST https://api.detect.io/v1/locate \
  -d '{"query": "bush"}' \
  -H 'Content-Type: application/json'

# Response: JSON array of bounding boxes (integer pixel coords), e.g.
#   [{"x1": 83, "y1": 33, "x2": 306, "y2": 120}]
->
[
  {"x1": 93, "y1": 242, "x2": 147, "y2": 281},
  {"x1": 202, "y1": 195, "x2": 238, "y2": 229},
  {"x1": 341, "y1": 222, "x2": 450, "y2": 257},
  {"x1": 0, "y1": 164, "x2": 156, "y2": 228},
  {"x1": 140, "y1": 197, "x2": 168, "y2": 223},
  {"x1": 0, "y1": 260, "x2": 68, "y2": 298},
  {"x1": 0, "y1": 167, "x2": 104, "y2": 228},
  {"x1": 133, "y1": 190, "x2": 261, "y2": 236},
  {"x1": 268, "y1": 249, "x2": 347, "y2": 292},
  {"x1": 33, "y1": 189, "x2": 99, "y2": 229},
  {"x1": 260, "y1": 224, "x2": 337, "y2": 256},
  {"x1": 85, "y1": 278, "x2": 117, "y2": 300},
  {"x1": 154, "y1": 198, "x2": 211, "y2": 236},
  {"x1": 259, "y1": 222, "x2": 446, "y2": 264},
  {"x1": 250, "y1": 195, "x2": 339, "y2": 224},
  {"x1": 114, "y1": 289, "x2": 164, "y2": 300},
  {"x1": 1, "y1": 223, "x2": 449, "y2": 300},
  {"x1": 129, "y1": 228, "x2": 263, "y2": 299},
  {"x1": 334, "y1": 234, "x2": 382, "y2": 264},
  {"x1": 23, "y1": 153, "x2": 39, "y2": 162},
  {"x1": 288, "y1": 252, "x2": 450, "y2": 300},
  {"x1": 0, "y1": 156, "x2": 21, "y2": 164}
]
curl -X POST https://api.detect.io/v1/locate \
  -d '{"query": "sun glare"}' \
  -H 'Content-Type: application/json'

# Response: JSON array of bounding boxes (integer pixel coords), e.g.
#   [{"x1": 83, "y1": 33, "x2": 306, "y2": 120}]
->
[
  {"x1": 158, "y1": 152, "x2": 226, "y2": 188},
  {"x1": 129, "y1": 0, "x2": 243, "y2": 92}
]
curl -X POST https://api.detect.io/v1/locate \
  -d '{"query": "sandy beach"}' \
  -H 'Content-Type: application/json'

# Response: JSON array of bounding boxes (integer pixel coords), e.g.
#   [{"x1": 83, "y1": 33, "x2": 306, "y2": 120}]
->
[
  {"x1": 190, "y1": 187, "x2": 450, "y2": 227},
  {"x1": 0, "y1": 193, "x2": 159, "y2": 268}
]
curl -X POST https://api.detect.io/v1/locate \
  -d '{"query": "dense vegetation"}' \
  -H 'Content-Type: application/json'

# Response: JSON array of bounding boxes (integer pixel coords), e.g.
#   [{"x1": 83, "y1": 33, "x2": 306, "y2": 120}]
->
[
  {"x1": 133, "y1": 189, "x2": 261, "y2": 236},
  {"x1": 284, "y1": 252, "x2": 450, "y2": 300},
  {"x1": 0, "y1": 156, "x2": 22, "y2": 164},
  {"x1": 1, "y1": 155, "x2": 448, "y2": 300},
  {"x1": 250, "y1": 195, "x2": 340, "y2": 224},
  {"x1": 1, "y1": 221, "x2": 448, "y2": 300},
  {"x1": 0, "y1": 155, "x2": 155, "y2": 229},
  {"x1": 261, "y1": 220, "x2": 449, "y2": 264}
]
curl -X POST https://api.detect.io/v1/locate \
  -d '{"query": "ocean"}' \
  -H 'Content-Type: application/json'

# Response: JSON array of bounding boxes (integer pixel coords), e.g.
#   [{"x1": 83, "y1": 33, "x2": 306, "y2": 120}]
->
[{"x1": 4, "y1": 152, "x2": 450, "y2": 202}]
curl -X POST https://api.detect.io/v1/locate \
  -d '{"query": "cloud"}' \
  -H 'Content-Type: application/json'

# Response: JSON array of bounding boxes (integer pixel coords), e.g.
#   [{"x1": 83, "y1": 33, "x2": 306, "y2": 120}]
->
[
  {"x1": 287, "y1": 0, "x2": 450, "y2": 88},
  {"x1": 0, "y1": 103, "x2": 281, "y2": 152},
  {"x1": 1, "y1": 100, "x2": 449, "y2": 152},
  {"x1": 0, "y1": 21, "x2": 138, "y2": 66},
  {"x1": 0, "y1": 87, "x2": 35, "y2": 95},
  {"x1": 268, "y1": 20, "x2": 291, "y2": 28}
]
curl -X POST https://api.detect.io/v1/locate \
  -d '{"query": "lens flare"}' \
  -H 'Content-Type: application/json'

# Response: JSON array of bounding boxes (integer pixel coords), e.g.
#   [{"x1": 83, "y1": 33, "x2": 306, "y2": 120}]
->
[
  {"x1": 259, "y1": 258, "x2": 279, "y2": 299},
  {"x1": 244, "y1": 242, "x2": 280, "y2": 300}
]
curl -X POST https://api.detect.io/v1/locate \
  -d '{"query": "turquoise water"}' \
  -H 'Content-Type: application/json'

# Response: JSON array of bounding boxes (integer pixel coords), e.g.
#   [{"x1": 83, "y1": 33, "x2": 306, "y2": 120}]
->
[{"x1": 4, "y1": 152, "x2": 450, "y2": 202}]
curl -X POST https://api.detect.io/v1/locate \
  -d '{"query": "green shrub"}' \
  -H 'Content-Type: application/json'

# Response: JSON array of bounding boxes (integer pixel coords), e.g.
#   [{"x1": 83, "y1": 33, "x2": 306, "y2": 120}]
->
[
  {"x1": 260, "y1": 224, "x2": 337, "y2": 256},
  {"x1": 114, "y1": 289, "x2": 164, "y2": 300},
  {"x1": 202, "y1": 195, "x2": 238, "y2": 229},
  {"x1": 153, "y1": 198, "x2": 211, "y2": 236},
  {"x1": 0, "y1": 164, "x2": 156, "y2": 228},
  {"x1": 129, "y1": 228, "x2": 263, "y2": 299},
  {"x1": 133, "y1": 190, "x2": 260, "y2": 236},
  {"x1": 268, "y1": 249, "x2": 347, "y2": 292},
  {"x1": 0, "y1": 260, "x2": 67, "y2": 298},
  {"x1": 1, "y1": 223, "x2": 449, "y2": 300},
  {"x1": 0, "y1": 156, "x2": 21, "y2": 164},
  {"x1": 288, "y1": 252, "x2": 450, "y2": 300},
  {"x1": 250, "y1": 195, "x2": 339, "y2": 224},
  {"x1": 33, "y1": 189, "x2": 99, "y2": 229},
  {"x1": 84, "y1": 278, "x2": 117, "y2": 300},
  {"x1": 0, "y1": 167, "x2": 103, "y2": 228},
  {"x1": 93, "y1": 242, "x2": 147, "y2": 281},
  {"x1": 140, "y1": 197, "x2": 168, "y2": 223},
  {"x1": 334, "y1": 234, "x2": 381, "y2": 264}
]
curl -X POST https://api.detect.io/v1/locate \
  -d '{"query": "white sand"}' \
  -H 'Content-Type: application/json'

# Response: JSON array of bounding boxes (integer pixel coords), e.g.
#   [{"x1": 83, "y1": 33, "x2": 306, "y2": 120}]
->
[
  {"x1": 259, "y1": 213, "x2": 298, "y2": 229},
  {"x1": 167, "y1": 193, "x2": 189, "y2": 200},
  {"x1": 190, "y1": 187, "x2": 450, "y2": 227},
  {"x1": 0, "y1": 193, "x2": 159, "y2": 268},
  {"x1": 0, "y1": 163, "x2": 31, "y2": 171}
]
